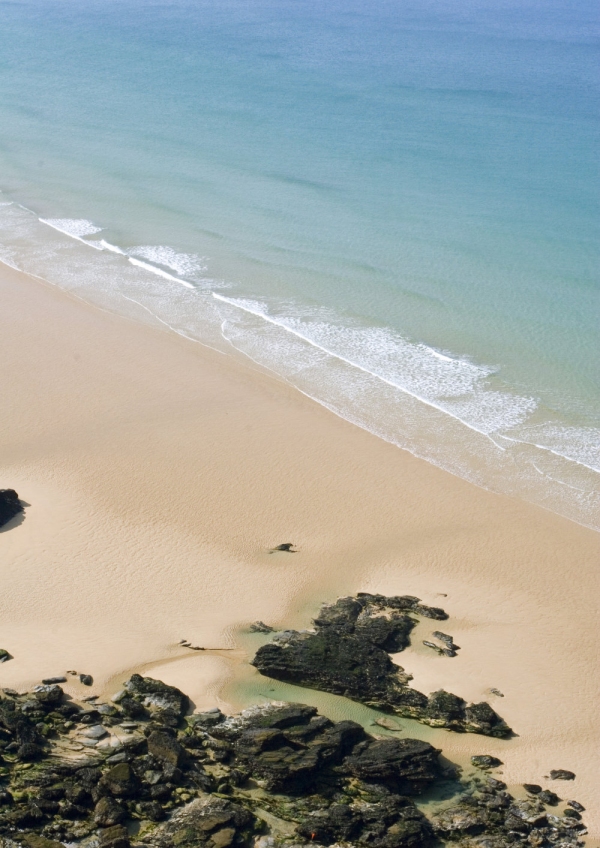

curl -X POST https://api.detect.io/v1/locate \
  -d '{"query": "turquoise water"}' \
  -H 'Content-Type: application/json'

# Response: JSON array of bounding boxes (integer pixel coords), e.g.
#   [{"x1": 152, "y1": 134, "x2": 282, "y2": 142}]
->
[{"x1": 0, "y1": 0, "x2": 598, "y2": 527}]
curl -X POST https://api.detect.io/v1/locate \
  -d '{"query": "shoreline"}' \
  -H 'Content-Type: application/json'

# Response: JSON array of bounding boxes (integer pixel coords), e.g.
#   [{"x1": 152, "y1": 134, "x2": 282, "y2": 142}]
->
[{"x1": 1, "y1": 263, "x2": 599, "y2": 836}]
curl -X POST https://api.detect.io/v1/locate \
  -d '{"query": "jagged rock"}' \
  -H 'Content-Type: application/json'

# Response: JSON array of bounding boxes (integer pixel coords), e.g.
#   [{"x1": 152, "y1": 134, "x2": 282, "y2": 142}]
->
[
  {"x1": 0, "y1": 650, "x2": 11, "y2": 664},
  {"x1": 249, "y1": 622, "x2": 274, "y2": 633},
  {"x1": 538, "y1": 789, "x2": 560, "y2": 805},
  {"x1": 124, "y1": 675, "x2": 188, "y2": 722},
  {"x1": 93, "y1": 796, "x2": 126, "y2": 826},
  {"x1": 0, "y1": 489, "x2": 23, "y2": 527},
  {"x1": 550, "y1": 768, "x2": 575, "y2": 780},
  {"x1": 344, "y1": 737, "x2": 441, "y2": 794},
  {"x1": 98, "y1": 824, "x2": 130, "y2": 848},
  {"x1": 32, "y1": 685, "x2": 63, "y2": 706},
  {"x1": 296, "y1": 796, "x2": 432, "y2": 847},
  {"x1": 471, "y1": 755, "x2": 503, "y2": 769},
  {"x1": 252, "y1": 595, "x2": 510, "y2": 737},
  {"x1": 271, "y1": 543, "x2": 295, "y2": 552},
  {"x1": 146, "y1": 730, "x2": 185, "y2": 766},
  {"x1": 98, "y1": 763, "x2": 140, "y2": 797},
  {"x1": 136, "y1": 796, "x2": 256, "y2": 847}
]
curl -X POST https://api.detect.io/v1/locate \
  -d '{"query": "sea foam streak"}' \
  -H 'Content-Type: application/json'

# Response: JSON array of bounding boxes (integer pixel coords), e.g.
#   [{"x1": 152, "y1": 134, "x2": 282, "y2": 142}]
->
[
  {"x1": 129, "y1": 245, "x2": 207, "y2": 278},
  {"x1": 0, "y1": 199, "x2": 598, "y2": 530},
  {"x1": 40, "y1": 218, "x2": 103, "y2": 248},
  {"x1": 127, "y1": 257, "x2": 195, "y2": 289},
  {"x1": 212, "y1": 293, "x2": 536, "y2": 437}
]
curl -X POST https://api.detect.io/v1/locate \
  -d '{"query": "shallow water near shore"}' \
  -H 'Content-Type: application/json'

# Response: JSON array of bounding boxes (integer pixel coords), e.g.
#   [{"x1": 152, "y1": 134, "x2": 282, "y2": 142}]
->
[{"x1": 0, "y1": 0, "x2": 598, "y2": 528}]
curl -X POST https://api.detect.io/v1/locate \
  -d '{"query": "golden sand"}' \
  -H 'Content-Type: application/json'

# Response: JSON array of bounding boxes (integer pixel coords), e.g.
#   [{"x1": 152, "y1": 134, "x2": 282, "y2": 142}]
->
[{"x1": 1, "y1": 264, "x2": 598, "y2": 834}]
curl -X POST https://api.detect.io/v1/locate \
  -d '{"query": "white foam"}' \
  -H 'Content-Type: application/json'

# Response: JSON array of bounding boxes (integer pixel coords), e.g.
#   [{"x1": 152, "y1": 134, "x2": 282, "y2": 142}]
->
[
  {"x1": 127, "y1": 257, "x2": 195, "y2": 289},
  {"x1": 95, "y1": 239, "x2": 126, "y2": 254},
  {"x1": 40, "y1": 218, "x2": 103, "y2": 244},
  {"x1": 129, "y1": 245, "x2": 207, "y2": 278},
  {"x1": 212, "y1": 293, "x2": 536, "y2": 437}
]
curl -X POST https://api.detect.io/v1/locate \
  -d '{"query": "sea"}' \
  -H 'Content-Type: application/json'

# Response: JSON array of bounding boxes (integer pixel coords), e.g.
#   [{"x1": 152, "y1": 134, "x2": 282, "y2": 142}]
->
[{"x1": 0, "y1": 0, "x2": 598, "y2": 529}]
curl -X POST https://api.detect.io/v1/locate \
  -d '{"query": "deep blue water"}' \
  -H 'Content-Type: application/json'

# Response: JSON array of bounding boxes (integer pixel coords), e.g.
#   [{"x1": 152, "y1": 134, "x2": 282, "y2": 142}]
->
[{"x1": 0, "y1": 0, "x2": 598, "y2": 526}]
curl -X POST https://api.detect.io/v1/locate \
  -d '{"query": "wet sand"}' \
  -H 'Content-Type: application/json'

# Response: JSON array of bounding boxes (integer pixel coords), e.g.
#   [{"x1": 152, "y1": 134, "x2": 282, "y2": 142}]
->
[{"x1": 1, "y1": 263, "x2": 598, "y2": 835}]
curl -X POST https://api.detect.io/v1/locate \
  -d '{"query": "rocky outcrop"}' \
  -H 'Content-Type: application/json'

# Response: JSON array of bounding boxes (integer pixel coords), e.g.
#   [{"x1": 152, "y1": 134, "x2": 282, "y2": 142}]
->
[
  {"x1": 0, "y1": 490, "x2": 23, "y2": 528},
  {"x1": 252, "y1": 594, "x2": 511, "y2": 737},
  {"x1": 0, "y1": 678, "x2": 588, "y2": 848},
  {"x1": 430, "y1": 775, "x2": 587, "y2": 847}
]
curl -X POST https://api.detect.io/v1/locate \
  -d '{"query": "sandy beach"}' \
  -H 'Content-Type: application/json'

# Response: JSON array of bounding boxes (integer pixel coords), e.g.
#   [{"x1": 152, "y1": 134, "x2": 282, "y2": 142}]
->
[{"x1": 1, "y1": 264, "x2": 599, "y2": 836}]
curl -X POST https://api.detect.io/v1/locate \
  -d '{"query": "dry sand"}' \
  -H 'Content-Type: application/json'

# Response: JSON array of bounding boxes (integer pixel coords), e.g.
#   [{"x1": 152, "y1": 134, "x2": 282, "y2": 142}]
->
[{"x1": 1, "y1": 263, "x2": 599, "y2": 835}]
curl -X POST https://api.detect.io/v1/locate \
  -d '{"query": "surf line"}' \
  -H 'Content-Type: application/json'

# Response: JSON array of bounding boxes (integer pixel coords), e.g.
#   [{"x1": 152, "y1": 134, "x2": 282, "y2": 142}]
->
[{"x1": 212, "y1": 292, "x2": 529, "y2": 443}]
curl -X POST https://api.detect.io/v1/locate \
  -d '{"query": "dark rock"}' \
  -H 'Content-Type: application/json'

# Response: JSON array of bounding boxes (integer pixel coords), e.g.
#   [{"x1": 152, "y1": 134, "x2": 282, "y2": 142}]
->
[
  {"x1": 422, "y1": 640, "x2": 444, "y2": 655},
  {"x1": 80, "y1": 674, "x2": 94, "y2": 686},
  {"x1": 344, "y1": 737, "x2": 441, "y2": 794},
  {"x1": 17, "y1": 836, "x2": 65, "y2": 848},
  {"x1": 249, "y1": 621, "x2": 274, "y2": 633},
  {"x1": 567, "y1": 800, "x2": 585, "y2": 812},
  {"x1": 272, "y1": 543, "x2": 295, "y2": 552},
  {"x1": 0, "y1": 648, "x2": 12, "y2": 663},
  {"x1": 41, "y1": 677, "x2": 67, "y2": 685},
  {"x1": 93, "y1": 796, "x2": 126, "y2": 826},
  {"x1": 471, "y1": 755, "x2": 503, "y2": 769},
  {"x1": 523, "y1": 783, "x2": 542, "y2": 794},
  {"x1": 17, "y1": 742, "x2": 43, "y2": 761},
  {"x1": 136, "y1": 796, "x2": 256, "y2": 847},
  {"x1": 252, "y1": 594, "x2": 510, "y2": 737},
  {"x1": 98, "y1": 762, "x2": 140, "y2": 797},
  {"x1": 563, "y1": 808, "x2": 582, "y2": 820},
  {"x1": 32, "y1": 685, "x2": 64, "y2": 706},
  {"x1": 98, "y1": 823, "x2": 130, "y2": 848},
  {"x1": 147, "y1": 730, "x2": 185, "y2": 767},
  {"x1": 123, "y1": 674, "x2": 188, "y2": 722},
  {"x1": 538, "y1": 789, "x2": 560, "y2": 806},
  {"x1": 549, "y1": 768, "x2": 575, "y2": 780},
  {"x1": 0, "y1": 489, "x2": 23, "y2": 527},
  {"x1": 136, "y1": 800, "x2": 165, "y2": 821}
]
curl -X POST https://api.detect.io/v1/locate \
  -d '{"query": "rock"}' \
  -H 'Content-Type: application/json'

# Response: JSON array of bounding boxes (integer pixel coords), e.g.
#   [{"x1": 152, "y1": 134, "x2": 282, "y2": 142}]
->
[
  {"x1": 249, "y1": 621, "x2": 274, "y2": 633},
  {"x1": 373, "y1": 716, "x2": 403, "y2": 731},
  {"x1": 41, "y1": 677, "x2": 67, "y2": 684},
  {"x1": 98, "y1": 762, "x2": 140, "y2": 797},
  {"x1": 344, "y1": 737, "x2": 441, "y2": 794},
  {"x1": 98, "y1": 823, "x2": 130, "y2": 848},
  {"x1": 93, "y1": 796, "x2": 126, "y2": 826},
  {"x1": 567, "y1": 800, "x2": 585, "y2": 812},
  {"x1": 136, "y1": 796, "x2": 256, "y2": 847},
  {"x1": 0, "y1": 489, "x2": 23, "y2": 527},
  {"x1": 0, "y1": 649, "x2": 11, "y2": 663},
  {"x1": 422, "y1": 640, "x2": 444, "y2": 655},
  {"x1": 123, "y1": 674, "x2": 188, "y2": 721},
  {"x1": 538, "y1": 789, "x2": 560, "y2": 806},
  {"x1": 296, "y1": 796, "x2": 432, "y2": 847},
  {"x1": 471, "y1": 755, "x2": 503, "y2": 769},
  {"x1": 252, "y1": 594, "x2": 511, "y2": 737},
  {"x1": 271, "y1": 543, "x2": 295, "y2": 552},
  {"x1": 489, "y1": 688, "x2": 504, "y2": 697},
  {"x1": 432, "y1": 630, "x2": 454, "y2": 647},
  {"x1": 80, "y1": 674, "x2": 94, "y2": 686},
  {"x1": 82, "y1": 725, "x2": 108, "y2": 739},
  {"x1": 147, "y1": 730, "x2": 185, "y2": 766},
  {"x1": 32, "y1": 684, "x2": 63, "y2": 706},
  {"x1": 16, "y1": 742, "x2": 43, "y2": 761},
  {"x1": 550, "y1": 768, "x2": 575, "y2": 780},
  {"x1": 523, "y1": 783, "x2": 542, "y2": 794}
]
